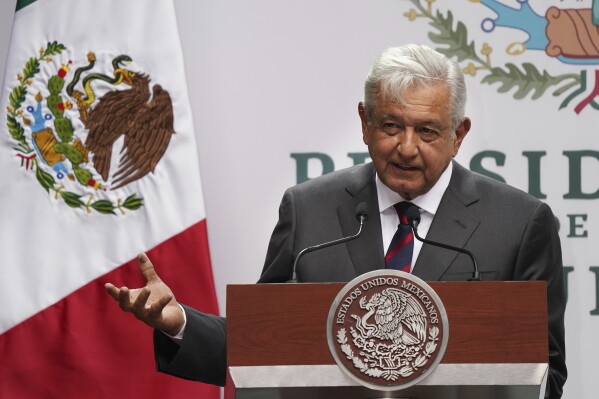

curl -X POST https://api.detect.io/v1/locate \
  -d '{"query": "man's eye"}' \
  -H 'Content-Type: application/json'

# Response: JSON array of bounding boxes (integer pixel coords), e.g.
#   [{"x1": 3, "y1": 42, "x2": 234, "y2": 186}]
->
[
  {"x1": 381, "y1": 123, "x2": 401, "y2": 134},
  {"x1": 418, "y1": 127, "x2": 439, "y2": 140}
]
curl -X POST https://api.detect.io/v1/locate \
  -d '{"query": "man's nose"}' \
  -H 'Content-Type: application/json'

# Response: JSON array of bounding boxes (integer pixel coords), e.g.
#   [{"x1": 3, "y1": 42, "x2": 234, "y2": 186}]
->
[{"x1": 395, "y1": 129, "x2": 419, "y2": 156}]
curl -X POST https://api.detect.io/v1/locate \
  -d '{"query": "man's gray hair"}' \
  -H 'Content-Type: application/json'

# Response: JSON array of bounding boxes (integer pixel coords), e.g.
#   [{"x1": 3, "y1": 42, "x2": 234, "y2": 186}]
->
[{"x1": 363, "y1": 44, "x2": 467, "y2": 132}]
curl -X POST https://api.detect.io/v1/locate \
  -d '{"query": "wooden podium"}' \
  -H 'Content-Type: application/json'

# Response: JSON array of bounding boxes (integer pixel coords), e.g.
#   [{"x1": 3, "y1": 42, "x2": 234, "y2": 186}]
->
[{"x1": 225, "y1": 282, "x2": 548, "y2": 399}]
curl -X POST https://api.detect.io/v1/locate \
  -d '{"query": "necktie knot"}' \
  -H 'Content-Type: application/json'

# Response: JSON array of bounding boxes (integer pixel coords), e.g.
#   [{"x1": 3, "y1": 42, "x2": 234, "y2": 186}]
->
[{"x1": 393, "y1": 201, "x2": 412, "y2": 225}]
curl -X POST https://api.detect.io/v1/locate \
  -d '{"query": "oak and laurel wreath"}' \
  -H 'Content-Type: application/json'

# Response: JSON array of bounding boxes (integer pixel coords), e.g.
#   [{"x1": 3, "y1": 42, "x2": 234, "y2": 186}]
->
[
  {"x1": 407, "y1": 0, "x2": 587, "y2": 110},
  {"x1": 336, "y1": 326, "x2": 439, "y2": 381},
  {"x1": 5, "y1": 41, "x2": 144, "y2": 215}
]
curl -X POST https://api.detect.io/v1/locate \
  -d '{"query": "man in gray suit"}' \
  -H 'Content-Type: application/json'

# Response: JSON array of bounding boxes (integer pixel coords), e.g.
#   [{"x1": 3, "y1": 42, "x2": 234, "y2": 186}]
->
[{"x1": 106, "y1": 44, "x2": 566, "y2": 398}]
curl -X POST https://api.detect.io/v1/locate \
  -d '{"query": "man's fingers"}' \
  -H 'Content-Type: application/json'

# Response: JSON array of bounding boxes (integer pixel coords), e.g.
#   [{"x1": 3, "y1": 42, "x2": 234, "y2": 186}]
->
[
  {"x1": 149, "y1": 293, "x2": 173, "y2": 315},
  {"x1": 117, "y1": 286, "x2": 132, "y2": 311},
  {"x1": 132, "y1": 286, "x2": 151, "y2": 312},
  {"x1": 105, "y1": 283, "x2": 119, "y2": 301},
  {"x1": 136, "y1": 253, "x2": 161, "y2": 284}
]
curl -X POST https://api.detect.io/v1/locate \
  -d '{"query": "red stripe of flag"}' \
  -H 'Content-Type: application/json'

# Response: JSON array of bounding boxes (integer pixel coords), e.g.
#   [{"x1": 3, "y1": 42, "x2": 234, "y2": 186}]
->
[{"x1": 0, "y1": 220, "x2": 220, "y2": 398}]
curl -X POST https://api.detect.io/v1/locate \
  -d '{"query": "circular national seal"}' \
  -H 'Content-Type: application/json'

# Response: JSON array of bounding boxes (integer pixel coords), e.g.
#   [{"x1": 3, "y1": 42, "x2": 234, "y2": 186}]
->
[{"x1": 326, "y1": 270, "x2": 448, "y2": 391}]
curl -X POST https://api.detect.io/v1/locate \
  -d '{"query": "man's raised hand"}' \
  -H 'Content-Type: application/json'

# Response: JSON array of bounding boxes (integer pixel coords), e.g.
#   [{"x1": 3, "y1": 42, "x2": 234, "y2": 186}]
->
[{"x1": 105, "y1": 253, "x2": 185, "y2": 336}]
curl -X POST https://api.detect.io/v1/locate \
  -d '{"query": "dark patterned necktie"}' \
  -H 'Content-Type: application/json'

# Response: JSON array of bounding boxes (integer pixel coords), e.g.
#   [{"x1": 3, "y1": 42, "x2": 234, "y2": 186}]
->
[{"x1": 385, "y1": 202, "x2": 414, "y2": 273}]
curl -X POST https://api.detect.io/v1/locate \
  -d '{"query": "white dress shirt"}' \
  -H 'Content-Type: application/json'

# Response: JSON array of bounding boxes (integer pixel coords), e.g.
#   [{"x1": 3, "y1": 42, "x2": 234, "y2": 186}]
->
[{"x1": 376, "y1": 162, "x2": 453, "y2": 272}]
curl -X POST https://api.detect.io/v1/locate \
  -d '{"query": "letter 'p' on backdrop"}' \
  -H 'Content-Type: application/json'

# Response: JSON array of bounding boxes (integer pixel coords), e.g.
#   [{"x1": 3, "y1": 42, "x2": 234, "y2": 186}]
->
[{"x1": 0, "y1": 1, "x2": 597, "y2": 398}]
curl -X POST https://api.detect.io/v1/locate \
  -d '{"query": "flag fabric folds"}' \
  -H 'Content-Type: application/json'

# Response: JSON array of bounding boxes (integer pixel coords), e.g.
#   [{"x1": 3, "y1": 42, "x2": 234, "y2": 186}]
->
[{"x1": 0, "y1": 0, "x2": 219, "y2": 397}]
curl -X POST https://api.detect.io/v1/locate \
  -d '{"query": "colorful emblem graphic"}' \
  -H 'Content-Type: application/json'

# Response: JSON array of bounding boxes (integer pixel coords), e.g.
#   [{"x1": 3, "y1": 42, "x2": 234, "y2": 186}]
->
[
  {"x1": 405, "y1": 0, "x2": 599, "y2": 113},
  {"x1": 327, "y1": 270, "x2": 448, "y2": 390},
  {"x1": 5, "y1": 41, "x2": 175, "y2": 214}
]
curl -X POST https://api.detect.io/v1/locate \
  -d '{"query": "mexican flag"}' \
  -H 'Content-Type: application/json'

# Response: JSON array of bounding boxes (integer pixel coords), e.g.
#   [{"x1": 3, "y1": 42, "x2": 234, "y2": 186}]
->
[{"x1": 0, "y1": 0, "x2": 219, "y2": 397}]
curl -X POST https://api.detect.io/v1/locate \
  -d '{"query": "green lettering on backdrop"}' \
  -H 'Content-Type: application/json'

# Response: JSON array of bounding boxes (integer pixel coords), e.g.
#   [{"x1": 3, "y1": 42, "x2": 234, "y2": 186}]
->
[
  {"x1": 292, "y1": 151, "x2": 599, "y2": 203},
  {"x1": 347, "y1": 152, "x2": 370, "y2": 165},
  {"x1": 469, "y1": 151, "x2": 506, "y2": 183},
  {"x1": 590, "y1": 267, "x2": 599, "y2": 316},
  {"x1": 291, "y1": 153, "x2": 334, "y2": 184},
  {"x1": 563, "y1": 150, "x2": 599, "y2": 199},
  {"x1": 567, "y1": 214, "x2": 588, "y2": 237},
  {"x1": 291, "y1": 152, "x2": 370, "y2": 183},
  {"x1": 563, "y1": 266, "x2": 574, "y2": 302},
  {"x1": 522, "y1": 151, "x2": 547, "y2": 199}
]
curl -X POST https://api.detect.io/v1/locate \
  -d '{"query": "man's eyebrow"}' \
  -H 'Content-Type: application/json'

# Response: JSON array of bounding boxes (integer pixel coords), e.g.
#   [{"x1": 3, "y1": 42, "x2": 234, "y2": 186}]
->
[
  {"x1": 377, "y1": 113, "x2": 402, "y2": 120},
  {"x1": 375, "y1": 113, "x2": 448, "y2": 129},
  {"x1": 417, "y1": 119, "x2": 445, "y2": 128}
]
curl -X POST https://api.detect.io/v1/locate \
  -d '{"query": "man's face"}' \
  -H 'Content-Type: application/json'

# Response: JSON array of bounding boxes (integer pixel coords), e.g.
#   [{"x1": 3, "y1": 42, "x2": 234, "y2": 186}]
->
[{"x1": 359, "y1": 83, "x2": 470, "y2": 200}]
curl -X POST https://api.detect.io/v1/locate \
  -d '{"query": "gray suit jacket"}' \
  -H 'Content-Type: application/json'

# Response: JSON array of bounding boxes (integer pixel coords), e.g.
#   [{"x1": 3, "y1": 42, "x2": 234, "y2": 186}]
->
[{"x1": 154, "y1": 161, "x2": 566, "y2": 398}]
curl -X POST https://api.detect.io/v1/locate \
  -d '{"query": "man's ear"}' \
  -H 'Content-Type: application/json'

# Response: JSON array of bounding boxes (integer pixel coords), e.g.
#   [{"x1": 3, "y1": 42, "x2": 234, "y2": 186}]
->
[
  {"x1": 452, "y1": 117, "x2": 471, "y2": 156},
  {"x1": 358, "y1": 102, "x2": 369, "y2": 145}
]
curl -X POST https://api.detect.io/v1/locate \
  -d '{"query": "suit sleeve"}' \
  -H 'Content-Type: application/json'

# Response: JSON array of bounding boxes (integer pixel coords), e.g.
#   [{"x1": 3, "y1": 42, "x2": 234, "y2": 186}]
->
[
  {"x1": 152, "y1": 191, "x2": 298, "y2": 384},
  {"x1": 153, "y1": 304, "x2": 227, "y2": 386},
  {"x1": 513, "y1": 202, "x2": 567, "y2": 399}
]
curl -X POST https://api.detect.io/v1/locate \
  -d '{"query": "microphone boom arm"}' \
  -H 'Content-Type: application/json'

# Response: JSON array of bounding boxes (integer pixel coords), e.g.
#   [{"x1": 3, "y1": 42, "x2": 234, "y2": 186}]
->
[
  {"x1": 407, "y1": 206, "x2": 480, "y2": 281},
  {"x1": 411, "y1": 227, "x2": 480, "y2": 281},
  {"x1": 288, "y1": 209, "x2": 368, "y2": 283}
]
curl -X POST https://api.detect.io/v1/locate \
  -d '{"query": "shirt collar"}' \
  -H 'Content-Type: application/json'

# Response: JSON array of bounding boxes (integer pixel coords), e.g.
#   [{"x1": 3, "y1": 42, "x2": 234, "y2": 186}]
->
[{"x1": 375, "y1": 161, "x2": 453, "y2": 216}]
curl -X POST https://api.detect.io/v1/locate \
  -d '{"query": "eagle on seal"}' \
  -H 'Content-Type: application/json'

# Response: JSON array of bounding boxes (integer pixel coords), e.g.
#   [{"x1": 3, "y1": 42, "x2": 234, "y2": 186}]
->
[{"x1": 354, "y1": 288, "x2": 426, "y2": 346}]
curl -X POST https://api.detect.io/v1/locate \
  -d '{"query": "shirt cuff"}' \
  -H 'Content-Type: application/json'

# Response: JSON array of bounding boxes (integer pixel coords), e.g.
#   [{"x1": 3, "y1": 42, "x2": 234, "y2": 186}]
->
[{"x1": 160, "y1": 303, "x2": 186, "y2": 342}]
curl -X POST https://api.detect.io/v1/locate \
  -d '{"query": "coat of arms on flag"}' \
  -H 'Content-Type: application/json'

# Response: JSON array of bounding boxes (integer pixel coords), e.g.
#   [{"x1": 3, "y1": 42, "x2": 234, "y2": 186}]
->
[{"x1": 5, "y1": 41, "x2": 175, "y2": 215}]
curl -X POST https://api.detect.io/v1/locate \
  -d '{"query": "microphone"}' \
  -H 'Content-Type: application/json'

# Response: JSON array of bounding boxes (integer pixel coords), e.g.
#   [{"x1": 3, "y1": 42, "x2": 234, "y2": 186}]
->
[
  {"x1": 287, "y1": 202, "x2": 369, "y2": 283},
  {"x1": 405, "y1": 204, "x2": 480, "y2": 281}
]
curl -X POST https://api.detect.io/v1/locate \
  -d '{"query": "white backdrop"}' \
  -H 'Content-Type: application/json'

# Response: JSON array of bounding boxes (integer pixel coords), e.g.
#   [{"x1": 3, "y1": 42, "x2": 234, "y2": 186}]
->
[{"x1": 1, "y1": 1, "x2": 597, "y2": 397}]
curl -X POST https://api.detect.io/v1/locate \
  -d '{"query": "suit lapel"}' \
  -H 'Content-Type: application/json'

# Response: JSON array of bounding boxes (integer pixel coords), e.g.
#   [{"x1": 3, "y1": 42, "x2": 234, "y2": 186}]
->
[
  {"x1": 337, "y1": 164, "x2": 385, "y2": 277},
  {"x1": 413, "y1": 162, "x2": 481, "y2": 281}
]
